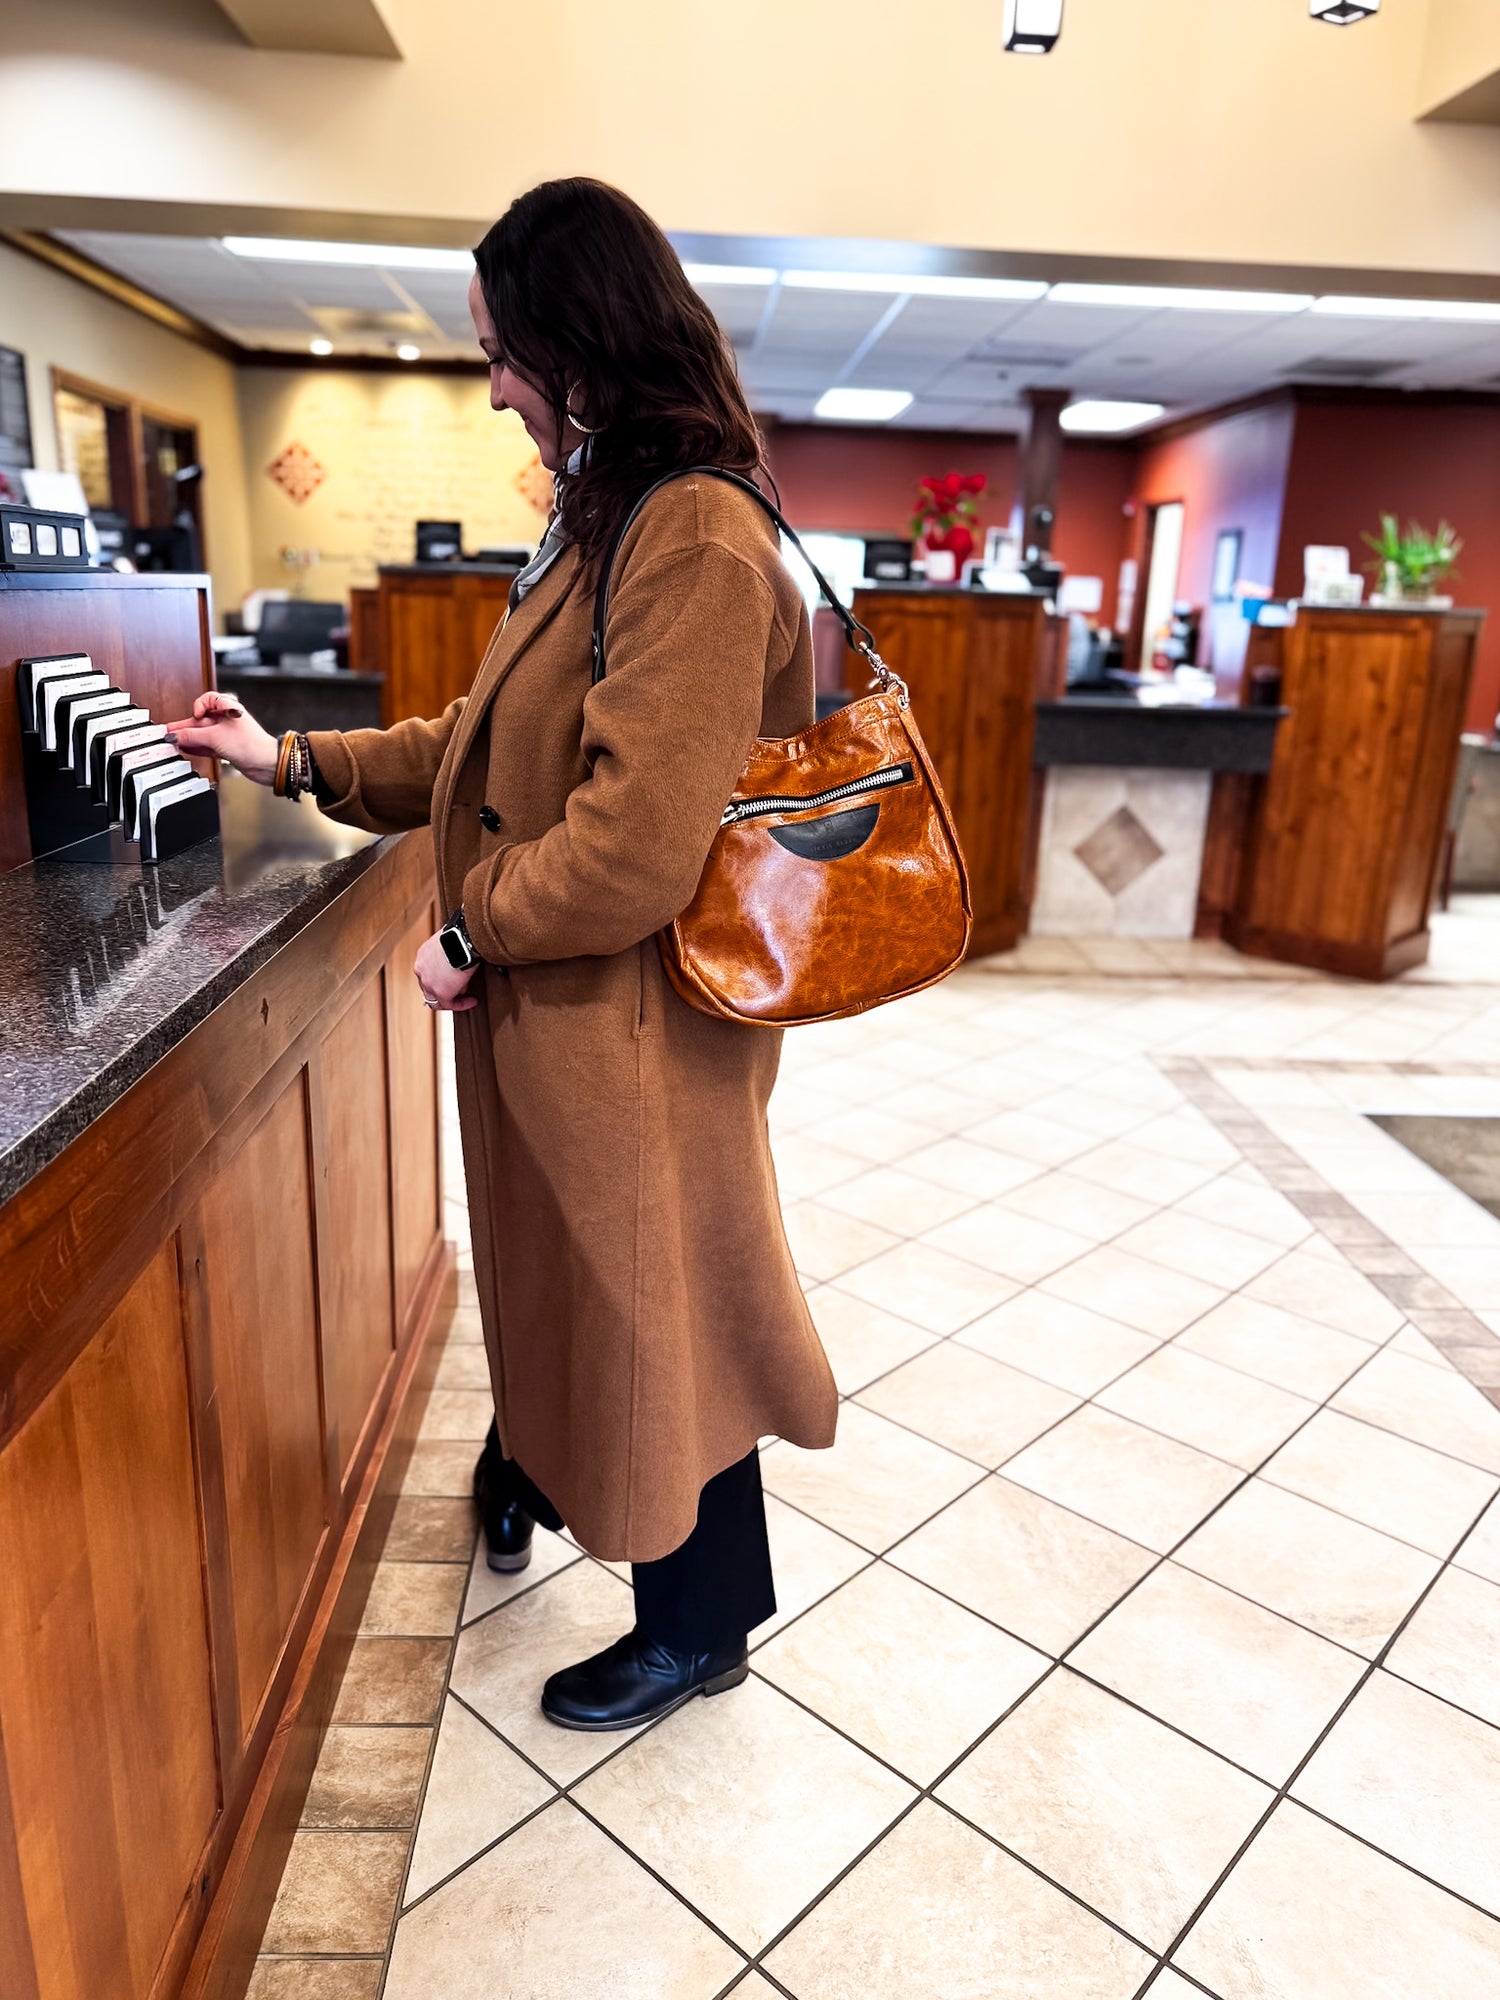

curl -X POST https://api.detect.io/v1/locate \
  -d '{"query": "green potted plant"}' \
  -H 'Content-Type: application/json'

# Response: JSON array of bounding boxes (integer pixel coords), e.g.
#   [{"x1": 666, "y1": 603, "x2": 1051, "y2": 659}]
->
[{"x1": 1362, "y1": 514, "x2": 1462, "y2": 607}]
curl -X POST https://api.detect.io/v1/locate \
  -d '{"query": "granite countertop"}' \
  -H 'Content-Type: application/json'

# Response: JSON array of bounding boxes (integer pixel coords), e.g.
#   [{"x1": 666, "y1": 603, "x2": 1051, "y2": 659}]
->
[
  {"x1": 1034, "y1": 699, "x2": 1287, "y2": 773},
  {"x1": 0, "y1": 774, "x2": 387, "y2": 1207}
]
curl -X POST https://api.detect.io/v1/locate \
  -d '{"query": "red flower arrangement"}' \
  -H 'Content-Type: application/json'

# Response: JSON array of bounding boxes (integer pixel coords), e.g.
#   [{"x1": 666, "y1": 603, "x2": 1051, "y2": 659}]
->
[{"x1": 912, "y1": 471, "x2": 987, "y2": 572}]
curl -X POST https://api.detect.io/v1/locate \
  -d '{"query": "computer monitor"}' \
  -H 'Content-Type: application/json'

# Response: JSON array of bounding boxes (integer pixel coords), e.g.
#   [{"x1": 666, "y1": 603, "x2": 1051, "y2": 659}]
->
[
  {"x1": 416, "y1": 520, "x2": 463, "y2": 563},
  {"x1": 863, "y1": 537, "x2": 913, "y2": 583},
  {"x1": 256, "y1": 599, "x2": 345, "y2": 664},
  {"x1": 130, "y1": 525, "x2": 198, "y2": 573}
]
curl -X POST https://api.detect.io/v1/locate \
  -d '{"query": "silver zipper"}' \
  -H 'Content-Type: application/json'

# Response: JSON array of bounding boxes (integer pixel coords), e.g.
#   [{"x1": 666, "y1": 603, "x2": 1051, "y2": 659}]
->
[{"x1": 721, "y1": 760, "x2": 914, "y2": 827}]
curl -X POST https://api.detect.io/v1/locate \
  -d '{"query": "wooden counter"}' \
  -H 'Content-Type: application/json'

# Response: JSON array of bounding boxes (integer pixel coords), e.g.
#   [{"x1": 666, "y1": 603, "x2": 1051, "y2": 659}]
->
[
  {"x1": 1229, "y1": 606, "x2": 1483, "y2": 978},
  {"x1": 851, "y1": 588, "x2": 1048, "y2": 956},
  {"x1": 378, "y1": 564, "x2": 515, "y2": 726}
]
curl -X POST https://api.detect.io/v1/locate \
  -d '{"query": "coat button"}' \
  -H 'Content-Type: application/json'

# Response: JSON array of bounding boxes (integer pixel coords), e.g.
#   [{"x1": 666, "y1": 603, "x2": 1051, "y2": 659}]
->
[{"x1": 478, "y1": 805, "x2": 501, "y2": 832}]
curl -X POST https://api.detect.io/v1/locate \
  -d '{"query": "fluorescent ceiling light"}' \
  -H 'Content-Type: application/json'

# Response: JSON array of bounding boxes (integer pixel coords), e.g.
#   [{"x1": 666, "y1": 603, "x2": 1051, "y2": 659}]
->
[
  {"x1": 783, "y1": 270, "x2": 1047, "y2": 301},
  {"x1": 395, "y1": 343, "x2": 422, "y2": 362},
  {"x1": 1004, "y1": 0, "x2": 1064, "y2": 53},
  {"x1": 222, "y1": 236, "x2": 474, "y2": 271},
  {"x1": 814, "y1": 387, "x2": 914, "y2": 423},
  {"x1": 682, "y1": 262, "x2": 778, "y2": 287},
  {"x1": 1061, "y1": 399, "x2": 1166, "y2": 434},
  {"x1": 1311, "y1": 294, "x2": 1500, "y2": 321},
  {"x1": 1050, "y1": 282, "x2": 1313, "y2": 313},
  {"x1": 309, "y1": 337, "x2": 333, "y2": 356},
  {"x1": 1310, "y1": 0, "x2": 1379, "y2": 21}
]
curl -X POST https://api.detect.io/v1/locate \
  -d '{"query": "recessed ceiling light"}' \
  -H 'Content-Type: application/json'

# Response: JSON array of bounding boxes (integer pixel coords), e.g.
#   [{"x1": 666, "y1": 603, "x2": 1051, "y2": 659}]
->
[
  {"x1": 309, "y1": 337, "x2": 334, "y2": 356},
  {"x1": 783, "y1": 270, "x2": 1047, "y2": 301},
  {"x1": 813, "y1": 387, "x2": 914, "y2": 423},
  {"x1": 1060, "y1": 399, "x2": 1166, "y2": 434},
  {"x1": 682, "y1": 262, "x2": 778, "y2": 287},
  {"x1": 1050, "y1": 282, "x2": 1314, "y2": 313},
  {"x1": 222, "y1": 236, "x2": 473, "y2": 271},
  {"x1": 1003, "y1": 0, "x2": 1064, "y2": 53},
  {"x1": 1310, "y1": 0, "x2": 1379, "y2": 21},
  {"x1": 395, "y1": 343, "x2": 422, "y2": 362},
  {"x1": 1311, "y1": 294, "x2": 1500, "y2": 321}
]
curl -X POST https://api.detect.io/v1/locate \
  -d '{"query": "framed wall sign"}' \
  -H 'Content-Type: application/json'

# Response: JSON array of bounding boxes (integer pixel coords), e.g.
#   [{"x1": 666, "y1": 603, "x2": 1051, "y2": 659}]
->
[
  {"x1": 0, "y1": 345, "x2": 33, "y2": 502},
  {"x1": 1212, "y1": 527, "x2": 1243, "y2": 602}
]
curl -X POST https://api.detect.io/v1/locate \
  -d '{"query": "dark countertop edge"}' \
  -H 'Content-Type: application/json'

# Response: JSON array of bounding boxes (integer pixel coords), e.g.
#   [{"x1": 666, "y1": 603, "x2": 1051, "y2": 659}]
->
[
  {"x1": 218, "y1": 665, "x2": 386, "y2": 683},
  {"x1": 1032, "y1": 701, "x2": 1287, "y2": 773},
  {"x1": 1035, "y1": 701, "x2": 1287, "y2": 719},
  {"x1": 377, "y1": 563, "x2": 522, "y2": 578},
  {"x1": 0, "y1": 837, "x2": 393, "y2": 1208}
]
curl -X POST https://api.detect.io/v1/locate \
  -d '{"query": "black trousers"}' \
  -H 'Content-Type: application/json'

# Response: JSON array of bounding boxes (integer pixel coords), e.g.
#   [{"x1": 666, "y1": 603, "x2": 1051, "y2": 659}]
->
[{"x1": 481, "y1": 1423, "x2": 776, "y2": 1652}]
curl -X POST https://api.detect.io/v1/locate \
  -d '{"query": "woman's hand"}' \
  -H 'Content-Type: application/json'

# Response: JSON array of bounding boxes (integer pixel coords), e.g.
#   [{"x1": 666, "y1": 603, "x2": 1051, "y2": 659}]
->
[
  {"x1": 165, "y1": 692, "x2": 280, "y2": 784},
  {"x1": 414, "y1": 932, "x2": 481, "y2": 1012}
]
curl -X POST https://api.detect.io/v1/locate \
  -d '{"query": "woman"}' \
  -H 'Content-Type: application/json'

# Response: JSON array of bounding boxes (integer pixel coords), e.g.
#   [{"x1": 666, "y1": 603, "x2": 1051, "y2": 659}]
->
[{"x1": 171, "y1": 178, "x2": 837, "y2": 1732}]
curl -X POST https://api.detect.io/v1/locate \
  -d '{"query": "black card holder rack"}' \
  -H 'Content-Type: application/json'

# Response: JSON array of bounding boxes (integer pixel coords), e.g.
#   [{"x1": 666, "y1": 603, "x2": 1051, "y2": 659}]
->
[{"x1": 17, "y1": 651, "x2": 220, "y2": 865}]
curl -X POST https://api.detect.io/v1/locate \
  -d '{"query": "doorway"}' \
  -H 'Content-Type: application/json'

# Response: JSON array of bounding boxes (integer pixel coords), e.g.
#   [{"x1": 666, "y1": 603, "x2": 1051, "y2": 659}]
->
[{"x1": 1136, "y1": 500, "x2": 1185, "y2": 672}]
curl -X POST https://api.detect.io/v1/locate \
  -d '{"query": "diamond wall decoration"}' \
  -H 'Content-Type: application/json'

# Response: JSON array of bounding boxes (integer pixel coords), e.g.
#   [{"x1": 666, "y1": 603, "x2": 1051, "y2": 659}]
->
[
  {"x1": 266, "y1": 440, "x2": 328, "y2": 505},
  {"x1": 1074, "y1": 804, "x2": 1165, "y2": 897}
]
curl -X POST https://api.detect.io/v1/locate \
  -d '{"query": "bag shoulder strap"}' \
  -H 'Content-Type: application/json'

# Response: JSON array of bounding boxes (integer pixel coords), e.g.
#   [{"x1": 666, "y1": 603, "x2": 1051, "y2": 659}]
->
[{"x1": 589, "y1": 463, "x2": 899, "y2": 696}]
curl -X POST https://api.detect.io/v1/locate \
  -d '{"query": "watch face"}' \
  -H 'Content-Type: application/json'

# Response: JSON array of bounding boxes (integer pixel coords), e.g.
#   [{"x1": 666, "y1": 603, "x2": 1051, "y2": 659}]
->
[{"x1": 440, "y1": 927, "x2": 471, "y2": 969}]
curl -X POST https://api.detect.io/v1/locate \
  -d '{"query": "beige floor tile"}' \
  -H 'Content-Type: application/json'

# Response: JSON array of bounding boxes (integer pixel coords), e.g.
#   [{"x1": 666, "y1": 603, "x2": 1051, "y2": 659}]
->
[
  {"x1": 804, "y1": 1285, "x2": 938, "y2": 1394},
  {"x1": 957, "y1": 1292, "x2": 1158, "y2": 1397},
  {"x1": 939, "y1": 1668, "x2": 1271, "y2": 1952},
  {"x1": 1068, "y1": 1139, "x2": 1220, "y2": 1206},
  {"x1": 1039, "y1": 1246, "x2": 1224, "y2": 1339},
  {"x1": 385, "y1": 1800, "x2": 740, "y2": 2000},
  {"x1": 1176, "y1": 1479, "x2": 1439, "y2": 1656},
  {"x1": 304, "y1": 1726, "x2": 431, "y2": 1831},
  {"x1": 383, "y1": 1495, "x2": 476, "y2": 1564},
  {"x1": 754, "y1": 1493, "x2": 871, "y2": 1643},
  {"x1": 448, "y1": 1559, "x2": 639, "y2": 1785},
  {"x1": 1458, "y1": 1494, "x2": 1500, "y2": 1584},
  {"x1": 360, "y1": 1562, "x2": 466, "y2": 1638},
  {"x1": 401, "y1": 1438, "x2": 482, "y2": 1498},
  {"x1": 417, "y1": 1389, "x2": 494, "y2": 1444},
  {"x1": 332, "y1": 1638, "x2": 451, "y2": 1726},
  {"x1": 1294, "y1": 1670, "x2": 1500, "y2": 1917},
  {"x1": 782, "y1": 1201, "x2": 902, "y2": 1281},
  {"x1": 760, "y1": 1404, "x2": 981, "y2": 1552},
  {"x1": 1004, "y1": 1406, "x2": 1242, "y2": 1553},
  {"x1": 1331, "y1": 1347, "x2": 1500, "y2": 1474},
  {"x1": 1177, "y1": 1295, "x2": 1372, "y2": 1402},
  {"x1": 769, "y1": 1133, "x2": 869, "y2": 1202},
  {"x1": 1025, "y1": 1085, "x2": 1152, "y2": 1142},
  {"x1": 802, "y1": 1104, "x2": 943, "y2": 1165},
  {"x1": 870, "y1": 1077, "x2": 993, "y2": 1134},
  {"x1": 922, "y1": 1204, "x2": 1097, "y2": 1284},
  {"x1": 833, "y1": 1240, "x2": 1021, "y2": 1335},
  {"x1": 247, "y1": 1962, "x2": 381, "y2": 2000},
  {"x1": 440, "y1": 1304, "x2": 485, "y2": 1348},
  {"x1": 819, "y1": 1164, "x2": 979, "y2": 1236},
  {"x1": 1245, "y1": 1248, "x2": 1403, "y2": 1343},
  {"x1": 764, "y1": 1799, "x2": 1152, "y2": 2000},
  {"x1": 1409, "y1": 1244, "x2": 1500, "y2": 1309},
  {"x1": 1387, "y1": 1324, "x2": 1460, "y2": 1370},
  {"x1": 433, "y1": 1343, "x2": 493, "y2": 1391},
  {"x1": 1071, "y1": 1562, "x2": 1365, "y2": 1783},
  {"x1": 1176, "y1": 1800, "x2": 1500, "y2": 2000},
  {"x1": 755, "y1": 1562, "x2": 1048, "y2": 1784},
  {"x1": 462, "y1": 1525, "x2": 583, "y2": 1625},
  {"x1": 1130, "y1": 1108, "x2": 1241, "y2": 1169},
  {"x1": 1176, "y1": 1174, "x2": 1314, "y2": 1248},
  {"x1": 856, "y1": 1342, "x2": 1078, "y2": 1467},
  {"x1": 1262, "y1": 1409, "x2": 1499, "y2": 1557},
  {"x1": 261, "y1": 1830, "x2": 409, "y2": 1954},
  {"x1": 901, "y1": 1135, "x2": 1044, "y2": 1200},
  {"x1": 964, "y1": 1107, "x2": 1099, "y2": 1167},
  {"x1": 995, "y1": 1170, "x2": 1158, "y2": 1245},
  {"x1": 1148, "y1": 1973, "x2": 1211, "y2": 2000},
  {"x1": 890, "y1": 1474, "x2": 1155, "y2": 1654},
  {"x1": 1096, "y1": 1346, "x2": 1316, "y2": 1472},
  {"x1": 574, "y1": 1675, "x2": 913, "y2": 1953},
  {"x1": 1111, "y1": 1212, "x2": 1283, "y2": 1292},
  {"x1": 1386, "y1": 1566, "x2": 1500, "y2": 1727},
  {"x1": 404, "y1": 1697, "x2": 552, "y2": 1904}
]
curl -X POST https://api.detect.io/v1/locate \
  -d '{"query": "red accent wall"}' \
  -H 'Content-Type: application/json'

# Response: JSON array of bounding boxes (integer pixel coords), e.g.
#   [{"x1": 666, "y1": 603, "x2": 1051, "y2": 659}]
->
[
  {"x1": 1276, "y1": 398, "x2": 1500, "y2": 735},
  {"x1": 1127, "y1": 398, "x2": 1297, "y2": 692}
]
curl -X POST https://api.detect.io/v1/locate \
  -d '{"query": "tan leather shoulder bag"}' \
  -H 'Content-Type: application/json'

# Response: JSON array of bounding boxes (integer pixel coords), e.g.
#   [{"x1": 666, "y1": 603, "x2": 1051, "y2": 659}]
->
[{"x1": 592, "y1": 467, "x2": 971, "y2": 1027}]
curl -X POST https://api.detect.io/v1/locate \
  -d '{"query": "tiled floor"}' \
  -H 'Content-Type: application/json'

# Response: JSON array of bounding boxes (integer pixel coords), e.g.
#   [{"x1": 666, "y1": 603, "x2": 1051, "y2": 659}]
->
[{"x1": 251, "y1": 900, "x2": 1500, "y2": 1999}]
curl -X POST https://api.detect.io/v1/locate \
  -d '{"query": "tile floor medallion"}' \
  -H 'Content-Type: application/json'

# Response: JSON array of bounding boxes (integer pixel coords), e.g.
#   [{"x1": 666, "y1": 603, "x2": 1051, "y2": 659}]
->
[{"x1": 250, "y1": 900, "x2": 1500, "y2": 1997}]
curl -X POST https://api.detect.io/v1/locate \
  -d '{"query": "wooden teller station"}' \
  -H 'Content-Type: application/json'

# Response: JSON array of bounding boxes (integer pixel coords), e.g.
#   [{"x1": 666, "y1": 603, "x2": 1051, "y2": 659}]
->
[{"x1": 0, "y1": 569, "x2": 450, "y2": 2000}]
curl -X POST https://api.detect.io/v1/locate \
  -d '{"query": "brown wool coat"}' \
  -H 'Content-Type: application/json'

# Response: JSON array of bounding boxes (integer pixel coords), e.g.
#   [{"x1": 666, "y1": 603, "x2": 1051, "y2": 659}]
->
[{"x1": 308, "y1": 476, "x2": 838, "y2": 1560}]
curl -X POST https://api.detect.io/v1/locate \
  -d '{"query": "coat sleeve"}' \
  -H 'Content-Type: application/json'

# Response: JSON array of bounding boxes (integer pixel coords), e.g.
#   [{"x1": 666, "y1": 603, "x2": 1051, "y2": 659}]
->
[
  {"x1": 304, "y1": 700, "x2": 465, "y2": 835},
  {"x1": 460, "y1": 543, "x2": 778, "y2": 965}
]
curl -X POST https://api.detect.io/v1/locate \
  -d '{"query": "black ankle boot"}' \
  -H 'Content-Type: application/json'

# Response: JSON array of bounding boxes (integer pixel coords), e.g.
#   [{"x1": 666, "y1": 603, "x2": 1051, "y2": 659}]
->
[
  {"x1": 540, "y1": 1627, "x2": 749, "y2": 1731},
  {"x1": 473, "y1": 1438, "x2": 534, "y2": 1574}
]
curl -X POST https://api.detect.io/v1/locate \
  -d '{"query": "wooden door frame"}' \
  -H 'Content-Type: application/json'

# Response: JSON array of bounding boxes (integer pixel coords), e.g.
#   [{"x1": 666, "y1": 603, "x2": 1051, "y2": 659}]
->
[{"x1": 1128, "y1": 497, "x2": 1185, "y2": 675}]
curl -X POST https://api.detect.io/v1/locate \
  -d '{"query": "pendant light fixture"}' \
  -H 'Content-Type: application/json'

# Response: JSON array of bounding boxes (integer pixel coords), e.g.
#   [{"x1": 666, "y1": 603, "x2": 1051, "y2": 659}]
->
[
  {"x1": 1003, "y1": 0, "x2": 1063, "y2": 54},
  {"x1": 1309, "y1": 0, "x2": 1379, "y2": 21}
]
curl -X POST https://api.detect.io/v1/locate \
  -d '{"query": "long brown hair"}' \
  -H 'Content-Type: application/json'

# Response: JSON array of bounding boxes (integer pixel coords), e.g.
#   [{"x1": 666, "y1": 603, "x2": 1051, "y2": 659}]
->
[{"x1": 473, "y1": 179, "x2": 766, "y2": 571}]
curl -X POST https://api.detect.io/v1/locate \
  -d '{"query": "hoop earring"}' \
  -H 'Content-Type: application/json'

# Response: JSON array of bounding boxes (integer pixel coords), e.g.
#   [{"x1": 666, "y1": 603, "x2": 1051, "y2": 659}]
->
[{"x1": 565, "y1": 383, "x2": 603, "y2": 435}]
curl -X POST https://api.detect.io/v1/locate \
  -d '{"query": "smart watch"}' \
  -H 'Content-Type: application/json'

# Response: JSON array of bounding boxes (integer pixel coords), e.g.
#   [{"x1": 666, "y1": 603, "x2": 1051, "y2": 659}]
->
[{"x1": 439, "y1": 907, "x2": 479, "y2": 970}]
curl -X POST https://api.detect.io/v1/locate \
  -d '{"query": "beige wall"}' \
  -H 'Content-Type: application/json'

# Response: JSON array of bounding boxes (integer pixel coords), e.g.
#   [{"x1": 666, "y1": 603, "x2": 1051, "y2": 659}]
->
[
  {"x1": 0, "y1": 239, "x2": 254, "y2": 612},
  {"x1": 236, "y1": 366, "x2": 548, "y2": 596},
  {"x1": 3, "y1": 0, "x2": 1500, "y2": 285}
]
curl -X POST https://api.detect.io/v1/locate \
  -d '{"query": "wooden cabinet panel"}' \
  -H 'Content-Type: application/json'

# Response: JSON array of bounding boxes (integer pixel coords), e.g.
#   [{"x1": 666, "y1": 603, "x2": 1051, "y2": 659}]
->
[
  {"x1": 380, "y1": 573, "x2": 510, "y2": 727},
  {"x1": 196, "y1": 1079, "x2": 327, "y2": 1746},
  {"x1": 385, "y1": 908, "x2": 441, "y2": 1333},
  {"x1": 0, "y1": 1241, "x2": 217, "y2": 2000},
  {"x1": 318, "y1": 981, "x2": 396, "y2": 1482}
]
